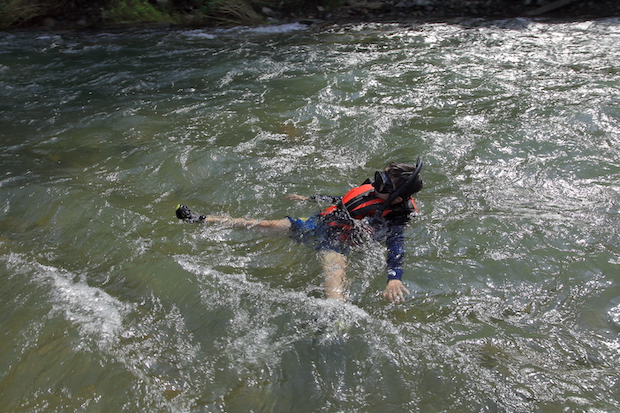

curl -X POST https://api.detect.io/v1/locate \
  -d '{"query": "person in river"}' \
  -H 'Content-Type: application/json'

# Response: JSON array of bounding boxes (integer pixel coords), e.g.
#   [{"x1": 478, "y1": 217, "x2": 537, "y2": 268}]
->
[{"x1": 176, "y1": 160, "x2": 423, "y2": 304}]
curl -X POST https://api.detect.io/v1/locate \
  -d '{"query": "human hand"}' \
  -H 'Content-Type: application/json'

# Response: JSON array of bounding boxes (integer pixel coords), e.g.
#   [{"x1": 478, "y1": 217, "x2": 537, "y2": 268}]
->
[
  {"x1": 382, "y1": 279, "x2": 410, "y2": 304},
  {"x1": 285, "y1": 194, "x2": 309, "y2": 201}
]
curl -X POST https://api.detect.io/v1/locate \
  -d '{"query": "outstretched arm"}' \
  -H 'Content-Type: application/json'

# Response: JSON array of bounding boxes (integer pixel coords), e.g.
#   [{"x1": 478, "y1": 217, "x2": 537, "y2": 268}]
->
[
  {"x1": 382, "y1": 224, "x2": 411, "y2": 303},
  {"x1": 285, "y1": 194, "x2": 342, "y2": 203}
]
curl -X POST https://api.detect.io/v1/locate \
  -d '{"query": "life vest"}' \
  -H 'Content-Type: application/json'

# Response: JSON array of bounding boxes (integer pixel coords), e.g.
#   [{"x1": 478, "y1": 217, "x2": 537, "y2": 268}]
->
[{"x1": 320, "y1": 183, "x2": 417, "y2": 221}]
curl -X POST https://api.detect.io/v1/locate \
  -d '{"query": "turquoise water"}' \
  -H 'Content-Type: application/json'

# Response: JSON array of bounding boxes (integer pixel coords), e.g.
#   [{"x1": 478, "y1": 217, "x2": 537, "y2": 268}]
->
[{"x1": 1, "y1": 18, "x2": 620, "y2": 412}]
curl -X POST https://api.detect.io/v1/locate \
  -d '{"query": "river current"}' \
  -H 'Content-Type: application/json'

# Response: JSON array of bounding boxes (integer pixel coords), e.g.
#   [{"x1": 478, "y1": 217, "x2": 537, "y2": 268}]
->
[{"x1": 1, "y1": 17, "x2": 620, "y2": 412}]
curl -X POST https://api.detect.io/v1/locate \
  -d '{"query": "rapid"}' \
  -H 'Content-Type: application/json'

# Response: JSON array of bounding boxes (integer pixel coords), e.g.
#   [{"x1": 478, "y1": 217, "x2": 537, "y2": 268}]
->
[{"x1": 1, "y1": 17, "x2": 620, "y2": 412}]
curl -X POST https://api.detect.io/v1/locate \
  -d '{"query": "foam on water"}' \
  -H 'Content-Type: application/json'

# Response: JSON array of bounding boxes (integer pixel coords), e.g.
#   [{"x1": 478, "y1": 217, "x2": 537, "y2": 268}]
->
[
  {"x1": 2, "y1": 17, "x2": 620, "y2": 412},
  {"x1": 2, "y1": 253, "x2": 131, "y2": 351},
  {"x1": 221, "y1": 22, "x2": 309, "y2": 35}
]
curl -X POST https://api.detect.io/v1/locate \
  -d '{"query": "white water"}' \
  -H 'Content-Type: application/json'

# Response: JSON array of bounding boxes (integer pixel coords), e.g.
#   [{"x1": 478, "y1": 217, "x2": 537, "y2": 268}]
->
[{"x1": 1, "y1": 18, "x2": 620, "y2": 412}]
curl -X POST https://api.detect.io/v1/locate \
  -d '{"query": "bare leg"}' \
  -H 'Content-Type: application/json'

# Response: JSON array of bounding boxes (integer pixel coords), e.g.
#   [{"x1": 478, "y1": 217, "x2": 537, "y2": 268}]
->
[
  {"x1": 320, "y1": 250, "x2": 347, "y2": 302},
  {"x1": 177, "y1": 205, "x2": 291, "y2": 231},
  {"x1": 204, "y1": 216, "x2": 291, "y2": 232}
]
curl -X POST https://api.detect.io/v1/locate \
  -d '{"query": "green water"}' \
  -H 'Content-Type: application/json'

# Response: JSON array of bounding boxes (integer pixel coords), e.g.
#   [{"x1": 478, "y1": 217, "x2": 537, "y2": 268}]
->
[{"x1": 1, "y1": 18, "x2": 620, "y2": 412}]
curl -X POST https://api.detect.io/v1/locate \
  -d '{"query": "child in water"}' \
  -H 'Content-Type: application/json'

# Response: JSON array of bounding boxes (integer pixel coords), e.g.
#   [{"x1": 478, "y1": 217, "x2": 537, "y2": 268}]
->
[{"x1": 176, "y1": 160, "x2": 423, "y2": 304}]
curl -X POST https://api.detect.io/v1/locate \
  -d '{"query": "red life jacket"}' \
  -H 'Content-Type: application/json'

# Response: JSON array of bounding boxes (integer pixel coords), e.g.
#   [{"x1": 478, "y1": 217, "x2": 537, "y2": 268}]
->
[{"x1": 320, "y1": 183, "x2": 417, "y2": 221}]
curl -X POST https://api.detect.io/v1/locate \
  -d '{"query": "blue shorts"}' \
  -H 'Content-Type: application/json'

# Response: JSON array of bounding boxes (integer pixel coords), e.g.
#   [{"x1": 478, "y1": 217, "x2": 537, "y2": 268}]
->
[{"x1": 286, "y1": 215, "x2": 351, "y2": 254}]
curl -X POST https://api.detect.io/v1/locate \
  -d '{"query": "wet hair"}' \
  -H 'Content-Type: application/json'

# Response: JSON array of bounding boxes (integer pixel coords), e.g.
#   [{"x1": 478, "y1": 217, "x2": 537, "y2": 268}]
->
[{"x1": 385, "y1": 162, "x2": 423, "y2": 196}]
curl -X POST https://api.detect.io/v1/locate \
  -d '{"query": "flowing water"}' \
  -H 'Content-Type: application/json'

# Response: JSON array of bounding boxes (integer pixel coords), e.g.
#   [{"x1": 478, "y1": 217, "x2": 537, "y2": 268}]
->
[{"x1": 1, "y1": 17, "x2": 620, "y2": 412}]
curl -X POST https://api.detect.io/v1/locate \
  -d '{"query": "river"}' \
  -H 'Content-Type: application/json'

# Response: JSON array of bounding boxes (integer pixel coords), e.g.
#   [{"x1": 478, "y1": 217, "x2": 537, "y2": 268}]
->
[{"x1": 1, "y1": 17, "x2": 620, "y2": 412}]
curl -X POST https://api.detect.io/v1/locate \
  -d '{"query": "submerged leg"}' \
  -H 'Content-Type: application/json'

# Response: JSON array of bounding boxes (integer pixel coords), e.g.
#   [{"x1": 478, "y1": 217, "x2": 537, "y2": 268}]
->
[{"x1": 320, "y1": 250, "x2": 347, "y2": 302}]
